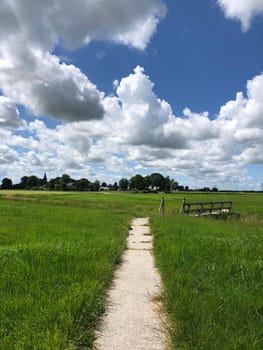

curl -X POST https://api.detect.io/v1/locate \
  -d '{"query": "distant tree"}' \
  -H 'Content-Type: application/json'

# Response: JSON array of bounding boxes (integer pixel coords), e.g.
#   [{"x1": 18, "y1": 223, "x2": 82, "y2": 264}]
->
[
  {"x1": 164, "y1": 176, "x2": 171, "y2": 192},
  {"x1": 76, "y1": 178, "x2": 90, "y2": 191},
  {"x1": 47, "y1": 177, "x2": 61, "y2": 190},
  {"x1": 202, "y1": 187, "x2": 211, "y2": 192},
  {"x1": 101, "y1": 182, "x2": 107, "y2": 187},
  {"x1": 212, "y1": 187, "x2": 218, "y2": 192},
  {"x1": 27, "y1": 176, "x2": 41, "y2": 188},
  {"x1": 1, "y1": 177, "x2": 12, "y2": 189},
  {"x1": 129, "y1": 174, "x2": 145, "y2": 191},
  {"x1": 112, "y1": 182, "x2": 119, "y2": 191},
  {"x1": 20, "y1": 176, "x2": 28, "y2": 189},
  {"x1": 92, "y1": 180, "x2": 100, "y2": 191},
  {"x1": 150, "y1": 173, "x2": 165, "y2": 191},
  {"x1": 119, "y1": 178, "x2": 129, "y2": 191},
  {"x1": 19, "y1": 175, "x2": 41, "y2": 189},
  {"x1": 144, "y1": 175, "x2": 151, "y2": 190},
  {"x1": 170, "y1": 179, "x2": 179, "y2": 191},
  {"x1": 59, "y1": 174, "x2": 72, "y2": 190}
]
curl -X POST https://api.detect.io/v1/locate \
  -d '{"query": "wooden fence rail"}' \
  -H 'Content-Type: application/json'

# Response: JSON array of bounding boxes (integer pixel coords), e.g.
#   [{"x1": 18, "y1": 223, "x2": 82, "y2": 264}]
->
[{"x1": 180, "y1": 199, "x2": 233, "y2": 216}]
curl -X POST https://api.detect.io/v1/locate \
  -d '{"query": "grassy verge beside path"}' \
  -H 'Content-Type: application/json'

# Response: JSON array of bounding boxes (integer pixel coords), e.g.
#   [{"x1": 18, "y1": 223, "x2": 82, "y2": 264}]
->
[
  {"x1": 0, "y1": 199, "x2": 130, "y2": 349},
  {"x1": 152, "y1": 214, "x2": 263, "y2": 349}
]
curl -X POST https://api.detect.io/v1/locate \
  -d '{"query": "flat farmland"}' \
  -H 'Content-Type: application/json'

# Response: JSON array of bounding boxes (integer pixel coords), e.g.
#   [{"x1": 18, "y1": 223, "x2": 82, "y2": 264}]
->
[
  {"x1": 152, "y1": 194, "x2": 263, "y2": 349},
  {"x1": 0, "y1": 191, "x2": 262, "y2": 349},
  {"x1": 0, "y1": 195, "x2": 130, "y2": 349}
]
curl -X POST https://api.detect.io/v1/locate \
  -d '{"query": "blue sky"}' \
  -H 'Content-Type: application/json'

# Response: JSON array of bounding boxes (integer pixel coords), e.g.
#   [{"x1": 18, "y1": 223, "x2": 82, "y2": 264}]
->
[{"x1": 0, "y1": 0, "x2": 263, "y2": 190}]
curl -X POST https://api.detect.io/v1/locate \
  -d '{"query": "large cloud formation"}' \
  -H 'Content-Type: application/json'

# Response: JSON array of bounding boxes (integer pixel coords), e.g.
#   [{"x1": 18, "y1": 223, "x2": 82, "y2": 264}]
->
[
  {"x1": 106, "y1": 68, "x2": 263, "y2": 187},
  {"x1": 0, "y1": 0, "x2": 166, "y2": 123},
  {"x1": 0, "y1": 96, "x2": 24, "y2": 128},
  {"x1": 108, "y1": 66, "x2": 218, "y2": 148},
  {"x1": 2, "y1": 67, "x2": 262, "y2": 189},
  {"x1": 1, "y1": 0, "x2": 166, "y2": 50},
  {"x1": 0, "y1": 1, "x2": 262, "y2": 189},
  {"x1": 218, "y1": 0, "x2": 263, "y2": 30},
  {"x1": 0, "y1": 47, "x2": 105, "y2": 123}
]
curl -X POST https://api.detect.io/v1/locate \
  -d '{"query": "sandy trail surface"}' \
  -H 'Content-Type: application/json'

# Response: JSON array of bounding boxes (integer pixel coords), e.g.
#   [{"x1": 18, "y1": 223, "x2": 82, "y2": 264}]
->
[{"x1": 94, "y1": 217, "x2": 167, "y2": 350}]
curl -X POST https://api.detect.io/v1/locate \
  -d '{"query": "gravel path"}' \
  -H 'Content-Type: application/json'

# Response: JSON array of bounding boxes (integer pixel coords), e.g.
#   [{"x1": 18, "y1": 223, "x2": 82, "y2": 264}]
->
[{"x1": 94, "y1": 217, "x2": 168, "y2": 350}]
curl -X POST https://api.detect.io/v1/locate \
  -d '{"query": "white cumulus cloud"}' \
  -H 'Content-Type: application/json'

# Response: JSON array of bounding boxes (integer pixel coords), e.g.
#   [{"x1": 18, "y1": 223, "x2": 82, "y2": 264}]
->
[
  {"x1": 110, "y1": 66, "x2": 218, "y2": 148},
  {"x1": 218, "y1": 0, "x2": 263, "y2": 30},
  {"x1": 0, "y1": 67, "x2": 263, "y2": 190},
  {"x1": 218, "y1": 72, "x2": 263, "y2": 133},
  {"x1": 1, "y1": 0, "x2": 166, "y2": 50},
  {"x1": 0, "y1": 96, "x2": 25, "y2": 128},
  {"x1": 0, "y1": 0, "x2": 166, "y2": 125},
  {"x1": 0, "y1": 45, "x2": 105, "y2": 122}
]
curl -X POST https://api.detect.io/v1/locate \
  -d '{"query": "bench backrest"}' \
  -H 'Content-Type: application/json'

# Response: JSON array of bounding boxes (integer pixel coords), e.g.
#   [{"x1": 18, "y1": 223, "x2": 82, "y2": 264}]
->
[{"x1": 180, "y1": 199, "x2": 233, "y2": 215}]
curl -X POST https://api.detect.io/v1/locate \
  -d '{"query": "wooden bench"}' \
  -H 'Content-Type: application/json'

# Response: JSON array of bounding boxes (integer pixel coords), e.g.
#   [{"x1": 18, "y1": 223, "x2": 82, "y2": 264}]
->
[{"x1": 180, "y1": 199, "x2": 233, "y2": 216}]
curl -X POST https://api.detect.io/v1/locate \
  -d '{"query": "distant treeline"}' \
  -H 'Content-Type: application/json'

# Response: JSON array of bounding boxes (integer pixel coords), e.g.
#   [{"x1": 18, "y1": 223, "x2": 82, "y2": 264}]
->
[{"x1": 0, "y1": 173, "x2": 219, "y2": 192}]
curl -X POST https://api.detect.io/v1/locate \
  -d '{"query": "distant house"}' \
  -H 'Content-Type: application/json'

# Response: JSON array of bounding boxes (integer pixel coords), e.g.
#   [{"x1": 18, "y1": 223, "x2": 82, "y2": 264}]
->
[
  {"x1": 66, "y1": 182, "x2": 77, "y2": 190},
  {"x1": 100, "y1": 186, "x2": 110, "y2": 191},
  {"x1": 148, "y1": 186, "x2": 159, "y2": 191}
]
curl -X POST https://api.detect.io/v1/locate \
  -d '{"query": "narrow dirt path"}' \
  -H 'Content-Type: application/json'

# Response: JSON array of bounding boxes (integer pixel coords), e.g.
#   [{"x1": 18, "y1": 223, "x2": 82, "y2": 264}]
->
[{"x1": 94, "y1": 217, "x2": 168, "y2": 350}]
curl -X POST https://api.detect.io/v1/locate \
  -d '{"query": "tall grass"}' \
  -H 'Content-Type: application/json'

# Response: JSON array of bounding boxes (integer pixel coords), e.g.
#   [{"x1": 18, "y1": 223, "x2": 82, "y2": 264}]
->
[
  {"x1": 2, "y1": 190, "x2": 262, "y2": 216},
  {"x1": 0, "y1": 191, "x2": 262, "y2": 349},
  {"x1": 152, "y1": 214, "x2": 263, "y2": 349},
  {"x1": 0, "y1": 200, "x2": 130, "y2": 349},
  {"x1": 0, "y1": 190, "x2": 161, "y2": 217}
]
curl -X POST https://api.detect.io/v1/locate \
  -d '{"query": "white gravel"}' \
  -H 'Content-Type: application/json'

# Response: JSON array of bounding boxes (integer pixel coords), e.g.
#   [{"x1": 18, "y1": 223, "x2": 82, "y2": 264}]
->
[{"x1": 93, "y1": 217, "x2": 168, "y2": 350}]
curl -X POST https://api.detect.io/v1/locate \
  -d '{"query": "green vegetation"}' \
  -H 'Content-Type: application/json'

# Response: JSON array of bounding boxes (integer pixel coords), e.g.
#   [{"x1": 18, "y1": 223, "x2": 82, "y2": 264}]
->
[
  {"x1": 1, "y1": 171, "x2": 178, "y2": 192},
  {"x1": 152, "y1": 211, "x2": 263, "y2": 349},
  {"x1": 0, "y1": 198, "x2": 130, "y2": 349},
  {"x1": 0, "y1": 190, "x2": 262, "y2": 349}
]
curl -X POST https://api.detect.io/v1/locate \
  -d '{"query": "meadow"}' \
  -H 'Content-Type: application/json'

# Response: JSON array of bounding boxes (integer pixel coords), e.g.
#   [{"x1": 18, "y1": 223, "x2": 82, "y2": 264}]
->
[
  {"x1": 0, "y1": 190, "x2": 262, "y2": 349},
  {"x1": 0, "y1": 195, "x2": 130, "y2": 349},
  {"x1": 151, "y1": 192, "x2": 263, "y2": 349}
]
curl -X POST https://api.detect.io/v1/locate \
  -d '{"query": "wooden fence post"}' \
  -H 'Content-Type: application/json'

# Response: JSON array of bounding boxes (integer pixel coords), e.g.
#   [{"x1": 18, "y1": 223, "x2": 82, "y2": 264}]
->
[
  {"x1": 179, "y1": 198, "x2": 186, "y2": 214},
  {"x1": 159, "y1": 196, "x2": 165, "y2": 214}
]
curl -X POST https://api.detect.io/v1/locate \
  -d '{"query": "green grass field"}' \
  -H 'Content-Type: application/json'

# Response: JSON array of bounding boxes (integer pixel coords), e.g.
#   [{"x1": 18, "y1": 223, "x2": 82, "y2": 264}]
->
[
  {"x1": 0, "y1": 190, "x2": 262, "y2": 349},
  {"x1": 151, "y1": 192, "x2": 263, "y2": 349},
  {"x1": 0, "y1": 197, "x2": 130, "y2": 349}
]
